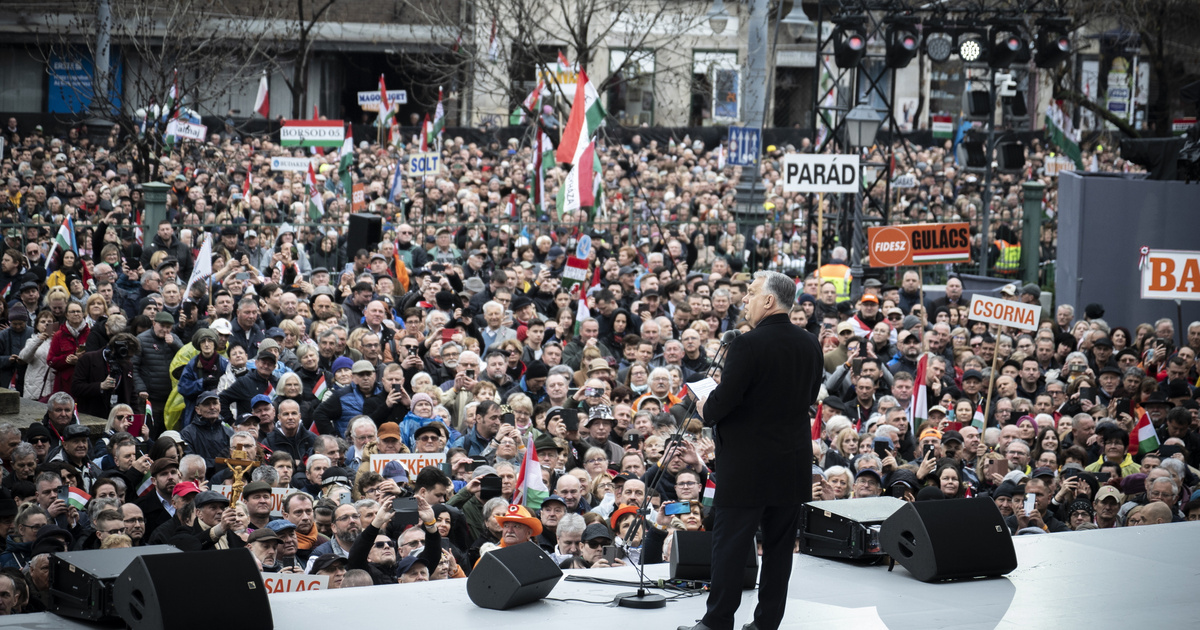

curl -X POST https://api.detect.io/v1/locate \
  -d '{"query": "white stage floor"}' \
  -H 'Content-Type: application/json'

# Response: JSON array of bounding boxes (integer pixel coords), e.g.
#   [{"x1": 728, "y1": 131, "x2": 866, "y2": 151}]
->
[{"x1": 6, "y1": 522, "x2": 1199, "y2": 629}]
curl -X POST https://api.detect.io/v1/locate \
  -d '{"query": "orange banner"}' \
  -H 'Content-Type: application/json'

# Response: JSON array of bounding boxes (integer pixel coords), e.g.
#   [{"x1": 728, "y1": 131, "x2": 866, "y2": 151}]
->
[{"x1": 867, "y1": 223, "x2": 971, "y2": 267}]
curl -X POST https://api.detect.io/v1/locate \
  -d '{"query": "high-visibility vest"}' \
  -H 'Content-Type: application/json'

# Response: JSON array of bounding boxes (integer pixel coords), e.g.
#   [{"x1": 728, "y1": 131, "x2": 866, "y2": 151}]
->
[
  {"x1": 994, "y1": 240, "x2": 1021, "y2": 276},
  {"x1": 818, "y1": 263, "x2": 852, "y2": 300}
]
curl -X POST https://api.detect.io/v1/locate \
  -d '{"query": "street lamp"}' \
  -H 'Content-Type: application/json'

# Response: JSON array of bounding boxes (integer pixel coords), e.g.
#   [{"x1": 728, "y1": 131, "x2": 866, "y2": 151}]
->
[
  {"x1": 845, "y1": 103, "x2": 883, "y2": 148},
  {"x1": 707, "y1": 0, "x2": 731, "y2": 35},
  {"x1": 781, "y1": 1, "x2": 814, "y2": 40}
]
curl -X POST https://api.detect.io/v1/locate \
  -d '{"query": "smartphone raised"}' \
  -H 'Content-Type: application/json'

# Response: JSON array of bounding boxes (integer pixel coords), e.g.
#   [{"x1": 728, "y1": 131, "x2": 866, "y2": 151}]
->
[
  {"x1": 441, "y1": 328, "x2": 455, "y2": 342},
  {"x1": 479, "y1": 475, "x2": 503, "y2": 502},
  {"x1": 986, "y1": 458, "x2": 1007, "y2": 480},
  {"x1": 392, "y1": 497, "x2": 419, "y2": 513},
  {"x1": 663, "y1": 502, "x2": 690, "y2": 516},
  {"x1": 873, "y1": 437, "x2": 893, "y2": 460},
  {"x1": 562, "y1": 411, "x2": 579, "y2": 432},
  {"x1": 602, "y1": 545, "x2": 625, "y2": 563},
  {"x1": 57, "y1": 485, "x2": 70, "y2": 504},
  {"x1": 1023, "y1": 493, "x2": 1036, "y2": 516},
  {"x1": 501, "y1": 412, "x2": 515, "y2": 426}
]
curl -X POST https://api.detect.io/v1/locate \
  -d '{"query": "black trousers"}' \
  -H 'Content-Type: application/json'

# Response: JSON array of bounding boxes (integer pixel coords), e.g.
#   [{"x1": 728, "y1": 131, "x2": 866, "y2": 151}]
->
[{"x1": 701, "y1": 503, "x2": 802, "y2": 630}]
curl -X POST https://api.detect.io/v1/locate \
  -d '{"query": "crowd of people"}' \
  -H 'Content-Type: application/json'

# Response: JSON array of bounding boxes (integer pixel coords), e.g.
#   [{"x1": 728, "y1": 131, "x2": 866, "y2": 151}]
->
[{"x1": 0, "y1": 112, "x2": 1187, "y2": 616}]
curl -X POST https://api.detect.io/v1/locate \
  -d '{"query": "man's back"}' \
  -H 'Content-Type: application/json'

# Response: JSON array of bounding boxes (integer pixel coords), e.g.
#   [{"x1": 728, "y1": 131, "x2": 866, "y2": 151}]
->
[{"x1": 703, "y1": 313, "x2": 821, "y2": 508}]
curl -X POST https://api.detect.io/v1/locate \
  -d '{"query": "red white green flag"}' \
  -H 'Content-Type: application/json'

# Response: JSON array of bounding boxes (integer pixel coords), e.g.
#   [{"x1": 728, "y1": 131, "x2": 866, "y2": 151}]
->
[
  {"x1": 512, "y1": 436, "x2": 548, "y2": 509},
  {"x1": 67, "y1": 487, "x2": 90, "y2": 510},
  {"x1": 1132, "y1": 409, "x2": 1160, "y2": 454},
  {"x1": 702, "y1": 478, "x2": 716, "y2": 507},
  {"x1": 555, "y1": 68, "x2": 605, "y2": 164}
]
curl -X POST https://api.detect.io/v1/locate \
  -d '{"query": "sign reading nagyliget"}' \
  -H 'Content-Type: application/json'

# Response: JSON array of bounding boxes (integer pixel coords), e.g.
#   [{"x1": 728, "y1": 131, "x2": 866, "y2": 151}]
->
[
  {"x1": 781, "y1": 154, "x2": 860, "y2": 193},
  {"x1": 968, "y1": 294, "x2": 1039, "y2": 332},
  {"x1": 270, "y1": 157, "x2": 312, "y2": 172},
  {"x1": 280, "y1": 120, "x2": 344, "y2": 147},
  {"x1": 358, "y1": 90, "x2": 408, "y2": 112},
  {"x1": 1141, "y1": 249, "x2": 1200, "y2": 300}
]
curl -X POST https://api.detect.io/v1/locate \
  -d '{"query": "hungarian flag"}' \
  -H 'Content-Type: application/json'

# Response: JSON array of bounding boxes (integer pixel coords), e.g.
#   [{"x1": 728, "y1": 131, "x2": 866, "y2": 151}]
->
[
  {"x1": 45, "y1": 215, "x2": 77, "y2": 270},
  {"x1": 487, "y1": 16, "x2": 500, "y2": 61},
  {"x1": 503, "y1": 192, "x2": 517, "y2": 219},
  {"x1": 313, "y1": 375, "x2": 329, "y2": 400},
  {"x1": 1131, "y1": 409, "x2": 1160, "y2": 455},
  {"x1": 145, "y1": 399, "x2": 154, "y2": 431},
  {"x1": 134, "y1": 209, "x2": 144, "y2": 247},
  {"x1": 377, "y1": 74, "x2": 393, "y2": 128},
  {"x1": 555, "y1": 141, "x2": 601, "y2": 218},
  {"x1": 254, "y1": 71, "x2": 270, "y2": 117},
  {"x1": 242, "y1": 170, "x2": 252, "y2": 199},
  {"x1": 136, "y1": 472, "x2": 154, "y2": 497},
  {"x1": 811, "y1": 403, "x2": 824, "y2": 441},
  {"x1": 531, "y1": 129, "x2": 553, "y2": 214},
  {"x1": 66, "y1": 487, "x2": 90, "y2": 510},
  {"x1": 971, "y1": 401, "x2": 986, "y2": 431},
  {"x1": 427, "y1": 88, "x2": 445, "y2": 147},
  {"x1": 907, "y1": 354, "x2": 929, "y2": 439},
  {"x1": 701, "y1": 477, "x2": 716, "y2": 507},
  {"x1": 338, "y1": 125, "x2": 354, "y2": 203},
  {"x1": 264, "y1": 382, "x2": 275, "y2": 400},
  {"x1": 555, "y1": 68, "x2": 606, "y2": 164},
  {"x1": 306, "y1": 162, "x2": 325, "y2": 220},
  {"x1": 161, "y1": 68, "x2": 177, "y2": 122},
  {"x1": 512, "y1": 436, "x2": 548, "y2": 509},
  {"x1": 418, "y1": 114, "x2": 432, "y2": 152},
  {"x1": 511, "y1": 80, "x2": 544, "y2": 125}
]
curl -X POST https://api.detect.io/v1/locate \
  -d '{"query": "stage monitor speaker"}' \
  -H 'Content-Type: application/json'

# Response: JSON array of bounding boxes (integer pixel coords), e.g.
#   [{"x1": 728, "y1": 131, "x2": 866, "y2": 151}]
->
[
  {"x1": 49, "y1": 545, "x2": 181, "y2": 622},
  {"x1": 467, "y1": 542, "x2": 563, "y2": 610},
  {"x1": 879, "y1": 498, "x2": 1016, "y2": 582},
  {"x1": 347, "y1": 213, "x2": 383, "y2": 258},
  {"x1": 800, "y1": 497, "x2": 906, "y2": 561},
  {"x1": 114, "y1": 549, "x2": 272, "y2": 630},
  {"x1": 669, "y1": 531, "x2": 758, "y2": 589}
]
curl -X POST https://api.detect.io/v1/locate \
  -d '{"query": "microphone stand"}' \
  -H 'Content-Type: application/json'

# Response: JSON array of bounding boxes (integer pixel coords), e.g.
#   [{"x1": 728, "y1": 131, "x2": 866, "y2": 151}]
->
[{"x1": 614, "y1": 329, "x2": 739, "y2": 609}]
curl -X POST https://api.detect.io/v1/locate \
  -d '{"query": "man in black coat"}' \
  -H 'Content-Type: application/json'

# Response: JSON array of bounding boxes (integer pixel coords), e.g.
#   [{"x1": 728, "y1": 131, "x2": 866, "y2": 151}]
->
[{"x1": 683, "y1": 271, "x2": 821, "y2": 630}]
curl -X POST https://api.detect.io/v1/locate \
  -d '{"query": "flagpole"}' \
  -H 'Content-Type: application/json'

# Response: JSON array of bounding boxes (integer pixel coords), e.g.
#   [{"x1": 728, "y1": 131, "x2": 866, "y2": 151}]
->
[
  {"x1": 982, "y1": 344, "x2": 1002, "y2": 429},
  {"x1": 816, "y1": 193, "x2": 824, "y2": 269},
  {"x1": 919, "y1": 282, "x2": 927, "y2": 354}
]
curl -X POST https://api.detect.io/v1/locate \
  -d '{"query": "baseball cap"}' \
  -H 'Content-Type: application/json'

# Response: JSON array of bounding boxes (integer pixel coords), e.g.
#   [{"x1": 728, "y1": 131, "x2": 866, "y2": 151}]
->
[
  {"x1": 581, "y1": 522, "x2": 613, "y2": 543},
  {"x1": 310, "y1": 554, "x2": 348, "y2": 573},
  {"x1": 197, "y1": 390, "x2": 220, "y2": 404},
  {"x1": 171, "y1": 481, "x2": 202, "y2": 498},
  {"x1": 251, "y1": 394, "x2": 273, "y2": 408},
  {"x1": 1095, "y1": 486, "x2": 1124, "y2": 504},
  {"x1": 962, "y1": 369, "x2": 984, "y2": 381},
  {"x1": 351, "y1": 360, "x2": 375, "y2": 374},
  {"x1": 941, "y1": 430, "x2": 964, "y2": 445},
  {"x1": 859, "y1": 294, "x2": 879, "y2": 304},
  {"x1": 209, "y1": 318, "x2": 233, "y2": 335},
  {"x1": 378, "y1": 422, "x2": 402, "y2": 441},
  {"x1": 395, "y1": 555, "x2": 431, "y2": 576}
]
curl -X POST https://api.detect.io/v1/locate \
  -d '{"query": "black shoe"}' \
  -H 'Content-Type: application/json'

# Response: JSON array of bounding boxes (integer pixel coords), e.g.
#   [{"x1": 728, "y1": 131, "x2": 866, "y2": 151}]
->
[
  {"x1": 677, "y1": 622, "x2": 716, "y2": 630},
  {"x1": 742, "y1": 623, "x2": 760, "y2": 630}
]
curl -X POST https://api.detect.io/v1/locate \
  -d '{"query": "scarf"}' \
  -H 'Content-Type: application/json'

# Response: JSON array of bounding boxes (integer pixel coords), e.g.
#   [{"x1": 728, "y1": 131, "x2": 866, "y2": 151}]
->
[{"x1": 295, "y1": 524, "x2": 319, "y2": 550}]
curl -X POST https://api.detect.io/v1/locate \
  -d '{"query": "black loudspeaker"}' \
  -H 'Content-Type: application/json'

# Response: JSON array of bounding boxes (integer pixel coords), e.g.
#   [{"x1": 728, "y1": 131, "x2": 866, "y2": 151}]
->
[
  {"x1": 347, "y1": 213, "x2": 383, "y2": 258},
  {"x1": 669, "y1": 531, "x2": 758, "y2": 589},
  {"x1": 49, "y1": 545, "x2": 181, "y2": 622},
  {"x1": 467, "y1": 542, "x2": 563, "y2": 610},
  {"x1": 799, "y1": 497, "x2": 906, "y2": 560},
  {"x1": 113, "y1": 549, "x2": 273, "y2": 630},
  {"x1": 879, "y1": 498, "x2": 1017, "y2": 582}
]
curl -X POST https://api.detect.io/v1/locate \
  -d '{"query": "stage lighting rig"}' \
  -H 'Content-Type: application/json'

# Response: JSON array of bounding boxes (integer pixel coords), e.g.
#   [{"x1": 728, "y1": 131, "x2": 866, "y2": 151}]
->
[
  {"x1": 1034, "y1": 17, "x2": 1072, "y2": 67},
  {"x1": 885, "y1": 18, "x2": 920, "y2": 68},
  {"x1": 925, "y1": 30, "x2": 954, "y2": 63},
  {"x1": 833, "y1": 17, "x2": 868, "y2": 69},
  {"x1": 988, "y1": 24, "x2": 1026, "y2": 68},
  {"x1": 957, "y1": 31, "x2": 986, "y2": 63}
]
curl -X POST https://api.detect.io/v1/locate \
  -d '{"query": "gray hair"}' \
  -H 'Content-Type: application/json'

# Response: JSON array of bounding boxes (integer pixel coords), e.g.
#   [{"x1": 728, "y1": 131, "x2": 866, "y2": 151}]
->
[
  {"x1": 179, "y1": 454, "x2": 207, "y2": 479},
  {"x1": 10, "y1": 443, "x2": 35, "y2": 461},
  {"x1": 47, "y1": 391, "x2": 75, "y2": 409},
  {"x1": 88, "y1": 497, "x2": 122, "y2": 522},
  {"x1": 354, "y1": 498, "x2": 379, "y2": 511},
  {"x1": 251, "y1": 466, "x2": 279, "y2": 484},
  {"x1": 556, "y1": 513, "x2": 586, "y2": 537},
  {"x1": 307, "y1": 454, "x2": 331, "y2": 472},
  {"x1": 348, "y1": 416, "x2": 377, "y2": 437},
  {"x1": 230, "y1": 431, "x2": 257, "y2": 448},
  {"x1": 482, "y1": 497, "x2": 510, "y2": 519},
  {"x1": 0, "y1": 424, "x2": 18, "y2": 441},
  {"x1": 855, "y1": 453, "x2": 882, "y2": 469},
  {"x1": 1148, "y1": 476, "x2": 1179, "y2": 499},
  {"x1": 1158, "y1": 457, "x2": 1186, "y2": 480}
]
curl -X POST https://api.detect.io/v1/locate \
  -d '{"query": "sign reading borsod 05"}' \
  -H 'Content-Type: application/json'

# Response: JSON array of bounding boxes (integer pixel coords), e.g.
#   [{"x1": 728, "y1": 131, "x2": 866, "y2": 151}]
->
[{"x1": 866, "y1": 223, "x2": 971, "y2": 267}]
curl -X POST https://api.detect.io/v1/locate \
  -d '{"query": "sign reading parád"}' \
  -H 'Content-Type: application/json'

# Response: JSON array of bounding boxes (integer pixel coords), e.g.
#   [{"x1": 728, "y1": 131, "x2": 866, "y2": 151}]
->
[
  {"x1": 867, "y1": 223, "x2": 971, "y2": 267},
  {"x1": 1141, "y1": 249, "x2": 1200, "y2": 300},
  {"x1": 280, "y1": 120, "x2": 344, "y2": 147},
  {"x1": 968, "y1": 294, "x2": 1039, "y2": 332},
  {"x1": 781, "y1": 154, "x2": 860, "y2": 193}
]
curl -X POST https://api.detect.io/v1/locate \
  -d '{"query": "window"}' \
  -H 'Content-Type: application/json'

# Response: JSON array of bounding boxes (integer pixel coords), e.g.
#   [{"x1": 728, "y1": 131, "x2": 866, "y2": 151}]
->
[{"x1": 607, "y1": 49, "x2": 655, "y2": 126}]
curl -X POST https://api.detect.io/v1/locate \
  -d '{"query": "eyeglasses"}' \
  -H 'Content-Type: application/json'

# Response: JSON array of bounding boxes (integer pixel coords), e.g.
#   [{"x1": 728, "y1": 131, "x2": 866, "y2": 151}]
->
[
  {"x1": 335, "y1": 514, "x2": 360, "y2": 522},
  {"x1": 373, "y1": 541, "x2": 397, "y2": 549},
  {"x1": 102, "y1": 527, "x2": 127, "y2": 535},
  {"x1": 676, "y1": 481, "x2": 698, "y2": 488},
  {"x1": 402, "y1": 344, "x2": 419, "y2": 350},
  {"x1": 586, "y1": 457, "x2": 608, "y2": 465},
  {"x1": 21, "y1": 522, "x2": 45, "y2": 532},
  {"x1": 401, "y1": 539, "x2": 423, "y2": 548},
  {"x1": 115, "y1": 414, "x2": 133, "y2": 420},
  {"x1": 29, "y1": 437, "x2": 50, "y2": 445},
  {"x1": 888, "y1": 314, "x2": 903, "y2": 321},
  {"x1": 417, "y1": 435, "x2": 441, "y2": 442},
  {"x1": 584, "y1": 540, "x2": 607, "y2": 549}
]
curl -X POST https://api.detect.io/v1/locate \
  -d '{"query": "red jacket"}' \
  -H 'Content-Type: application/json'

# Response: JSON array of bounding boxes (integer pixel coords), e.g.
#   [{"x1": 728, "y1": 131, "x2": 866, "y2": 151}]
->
[{"x1": 47, "y1": 323, "x2": 89, "y2": 395}]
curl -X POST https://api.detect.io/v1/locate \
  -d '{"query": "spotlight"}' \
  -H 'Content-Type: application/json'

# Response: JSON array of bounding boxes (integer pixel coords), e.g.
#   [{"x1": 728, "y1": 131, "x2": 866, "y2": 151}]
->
[
  {"x1": 958, "y1": 32, "x2": 986, "y2": 62},
  {"x1": 996, "y1": 136, "x2": 1026, "y2": 172},
  {"x1": 885, "y1": 22, "x2": 920, "y2": 68},
  {"x1": 925, "y1": 31, "x2": 954, "y2": 63},
  {"x1": 988, "y1": 26, "x2": 1025, "y2": 68},
  {"x1": 833, "y1": 20, "x2": 868, "y2": 69},
  {"x1": 1035, "y1": 18, "x2": 1072, "y2": 67},
  {"x1": 957, "y1": 133, "x2": 987, "y2": 171},
  {"x1": 962, "y1": 89, "x2": 991, "y2": 121}
]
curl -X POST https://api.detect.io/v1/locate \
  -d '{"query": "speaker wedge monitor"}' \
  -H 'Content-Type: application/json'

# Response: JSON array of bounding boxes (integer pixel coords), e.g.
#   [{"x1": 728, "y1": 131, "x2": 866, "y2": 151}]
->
[
  {"x1": 467, "y1": 542, "x2": 563, "y2": 610},
  {"x1": 879, "y1": 498, "x2": 1017, "y2": 582}
]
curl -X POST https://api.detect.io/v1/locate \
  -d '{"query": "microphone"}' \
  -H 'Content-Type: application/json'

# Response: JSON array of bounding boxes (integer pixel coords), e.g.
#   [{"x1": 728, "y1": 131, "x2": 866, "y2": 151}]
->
[{"x1": 720, "y1": 330, "x2": 741, "y2": 345}]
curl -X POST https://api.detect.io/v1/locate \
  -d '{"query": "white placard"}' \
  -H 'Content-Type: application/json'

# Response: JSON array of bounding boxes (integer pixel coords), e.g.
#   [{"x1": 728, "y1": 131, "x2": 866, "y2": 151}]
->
[
  {"x1": 781, "y1": 154, "x2": 861, "y2": 193},
  {"x1": 370, "y1": 453, "x2": 446, "y2": 479},
  {"x1": 967, "y1": 294, "x2": 1040, "y2": 332},
  {"x1": 358, "y1": 90, "x2": 409, "y2": 112},
  {"x1": 1141, "y1": 249, "x2": 1200, "y2": 301},
  {"x1": 167, "y1": 119, "x2": 207, "y2": 142},
  {"x1": 270, "y1": 157, "x2": 313, "y2": 172},
  {"x1": 408, "y1": 153, "x2": 441, "y2": 177},
  {"x1": 264, "y1": 573, "x2": 328, "y2": 594},
  {"x1": 213, "y1": 484, "x2": 289, "y2": 517}
]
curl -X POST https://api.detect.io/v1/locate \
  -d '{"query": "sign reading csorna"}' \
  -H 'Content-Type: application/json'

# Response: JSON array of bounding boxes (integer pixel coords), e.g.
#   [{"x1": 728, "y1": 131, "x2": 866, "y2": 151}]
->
[
  {"x1": 781, "y1": 154, "x2": 860, "y2": 193},
  {"x1": 867, "y1": 223, "x2": 971, "y2": 267},
  {"x1": 968, "y1": 294, "x2": 1039, "y2": 332}
]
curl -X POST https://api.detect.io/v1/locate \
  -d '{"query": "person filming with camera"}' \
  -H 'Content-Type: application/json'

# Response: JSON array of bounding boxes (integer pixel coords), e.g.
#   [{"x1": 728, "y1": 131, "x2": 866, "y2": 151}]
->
[{"x1": 72, "y1": 333, "x2": 141, "y2": 418}]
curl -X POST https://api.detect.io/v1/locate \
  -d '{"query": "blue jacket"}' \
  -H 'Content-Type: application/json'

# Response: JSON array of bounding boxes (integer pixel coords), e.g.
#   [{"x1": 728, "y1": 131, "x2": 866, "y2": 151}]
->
[
  {"x1": 0, "y1": 536, "x2": 31, "y2": 569},
  {"x1": 177, "y1": 353, "x2": 229, "y2": 428},
  {"x1": 451, "y1": 427, "x2": 492, "y2": 456},
  {"x1": 398, "y1": 412, "x2": 449, "y2": 451},
  {"x1": 312, "y1": 383, "x2": 382, "y2": 437}
]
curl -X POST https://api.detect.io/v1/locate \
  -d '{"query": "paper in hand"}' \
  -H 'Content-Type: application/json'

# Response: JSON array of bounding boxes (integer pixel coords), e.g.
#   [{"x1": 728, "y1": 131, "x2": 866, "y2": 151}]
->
[{"x1": 687, "y1": 377, "x2": 718, "y2": 399}]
